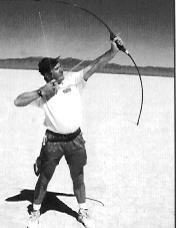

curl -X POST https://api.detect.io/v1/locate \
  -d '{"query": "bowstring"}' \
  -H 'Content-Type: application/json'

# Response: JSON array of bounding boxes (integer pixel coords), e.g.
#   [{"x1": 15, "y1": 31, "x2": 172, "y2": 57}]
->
[
  {"x1": 37, "y1": 10, "x2": 97, "y2": 79},
  {"x1": 38, "y1": 11, "x2": 50, "y2": 58},
  {"x1": 38, "y1": 10, "x2": 54, "y2": 80}
]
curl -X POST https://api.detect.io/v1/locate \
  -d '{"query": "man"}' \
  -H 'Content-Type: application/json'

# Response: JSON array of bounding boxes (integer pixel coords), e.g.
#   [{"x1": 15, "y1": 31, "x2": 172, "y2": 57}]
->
[{"x1": 14, "y1": 36, "x2": 122, "y2": 228}]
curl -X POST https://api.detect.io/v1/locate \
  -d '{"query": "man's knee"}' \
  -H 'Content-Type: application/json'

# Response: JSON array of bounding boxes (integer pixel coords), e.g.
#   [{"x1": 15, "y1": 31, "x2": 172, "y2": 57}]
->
[{"x1": 39, "y1": 161, "x2": 57, "y2": 186}]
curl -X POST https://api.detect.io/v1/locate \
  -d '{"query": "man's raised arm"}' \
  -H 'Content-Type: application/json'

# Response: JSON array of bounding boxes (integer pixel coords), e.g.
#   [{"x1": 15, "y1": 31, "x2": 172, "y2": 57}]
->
[{"x1": 82, "y1": 36, "x2": 122, "y2": 81}]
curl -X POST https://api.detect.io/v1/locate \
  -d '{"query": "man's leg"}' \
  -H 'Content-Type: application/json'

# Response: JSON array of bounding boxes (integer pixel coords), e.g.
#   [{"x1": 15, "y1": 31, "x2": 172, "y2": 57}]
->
[
  {"x1": 69, "y1": 165, "x2": 86, "y2": 204},
  {"x1": 27, "y1": 161, "x2": 58, "y2": 228},
  {"x1": 65, "y1": 133, "x2": 87, "y2": 206},
  {"x1": 65, "y1": 133, "x2": 95, "y2": 226},
  {"x1": 33, "y1": 138, "x2": 64, "y2": 209},
  {"x1": 33, "y1": 161, "x2": 57, "y2": 206},
  {"x1": 69, "y1": 165, "x2": 95, "y2": 227}
]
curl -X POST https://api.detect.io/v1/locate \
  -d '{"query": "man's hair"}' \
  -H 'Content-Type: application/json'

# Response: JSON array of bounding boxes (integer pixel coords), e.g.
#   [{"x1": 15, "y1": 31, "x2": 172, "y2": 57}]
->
[{"x1": 38, "y1": 57, "x2": 59, "y2": 76}]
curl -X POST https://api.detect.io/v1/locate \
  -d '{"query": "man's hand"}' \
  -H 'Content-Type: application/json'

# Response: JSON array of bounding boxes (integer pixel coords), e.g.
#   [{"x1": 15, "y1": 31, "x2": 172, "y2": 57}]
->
[
  {"x1": 40, "y1": 79, "x2": 59, "y2": 101},
  {"x1": 111, "y1": 35, "x2": 127, "y2": 53}
]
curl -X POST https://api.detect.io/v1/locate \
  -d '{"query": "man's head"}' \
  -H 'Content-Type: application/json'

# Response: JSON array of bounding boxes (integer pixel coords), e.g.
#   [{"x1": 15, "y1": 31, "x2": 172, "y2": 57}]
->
[{"x1": 38, "y1": 56, "x2": 64, "y2": 83}]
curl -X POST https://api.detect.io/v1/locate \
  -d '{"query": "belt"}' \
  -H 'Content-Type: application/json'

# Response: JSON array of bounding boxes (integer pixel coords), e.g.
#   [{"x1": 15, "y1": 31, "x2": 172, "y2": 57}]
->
[{"x1": 46, "y1": 128, "x2": 81, "y2": 142}]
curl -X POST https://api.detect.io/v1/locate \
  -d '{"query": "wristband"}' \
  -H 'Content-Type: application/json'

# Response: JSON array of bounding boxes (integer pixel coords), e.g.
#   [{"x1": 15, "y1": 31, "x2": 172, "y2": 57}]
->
[{"x1": 37, "y1": 89, "x2": 43, "y2": 97}]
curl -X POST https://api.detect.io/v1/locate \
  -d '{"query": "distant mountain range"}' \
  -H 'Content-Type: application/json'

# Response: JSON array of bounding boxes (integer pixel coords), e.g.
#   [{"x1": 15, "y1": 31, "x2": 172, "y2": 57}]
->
[{"x1": 0, "y1": 57, "x2": 174, "y2": 77}]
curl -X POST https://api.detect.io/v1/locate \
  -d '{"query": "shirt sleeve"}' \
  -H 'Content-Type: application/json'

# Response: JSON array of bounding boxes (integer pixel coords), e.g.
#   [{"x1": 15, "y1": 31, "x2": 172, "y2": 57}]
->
[{"x1": 73, "y1": 69, "x2": 86, "y2": 88}]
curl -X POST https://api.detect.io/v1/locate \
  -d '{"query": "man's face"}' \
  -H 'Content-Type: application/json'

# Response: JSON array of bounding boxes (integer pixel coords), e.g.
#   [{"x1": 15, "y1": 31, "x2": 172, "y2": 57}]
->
[{"x1": 51, "y1": 62, "x2": 64, "y2": 84}]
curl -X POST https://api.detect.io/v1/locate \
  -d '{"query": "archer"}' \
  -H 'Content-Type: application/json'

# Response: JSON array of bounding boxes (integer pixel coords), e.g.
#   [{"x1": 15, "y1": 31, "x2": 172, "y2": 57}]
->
[{"x1": 14, "y1": 35, "x2": 122, "y2": 228}]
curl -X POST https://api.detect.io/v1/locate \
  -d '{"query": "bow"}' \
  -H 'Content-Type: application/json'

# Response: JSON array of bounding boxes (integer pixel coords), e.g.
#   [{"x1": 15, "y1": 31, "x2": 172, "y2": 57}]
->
[{"x1": 36, "y1": 0, "x2": 143, "y2": 125}]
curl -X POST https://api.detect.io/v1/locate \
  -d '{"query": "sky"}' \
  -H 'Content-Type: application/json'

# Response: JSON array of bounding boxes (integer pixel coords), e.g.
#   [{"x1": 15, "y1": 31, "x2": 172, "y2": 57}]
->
[{"x1": 0, "y1": 0, "x2": 175, "y2": 67}]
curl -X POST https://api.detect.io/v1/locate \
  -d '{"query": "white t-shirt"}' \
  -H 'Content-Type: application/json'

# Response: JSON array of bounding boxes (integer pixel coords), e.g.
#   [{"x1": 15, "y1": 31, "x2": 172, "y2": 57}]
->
[{"x1": 35, "y1": 70, "x2": 86, "y2": 134}]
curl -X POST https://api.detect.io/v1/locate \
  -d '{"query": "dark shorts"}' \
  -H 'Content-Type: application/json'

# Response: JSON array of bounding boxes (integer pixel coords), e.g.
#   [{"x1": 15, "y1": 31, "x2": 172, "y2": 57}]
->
[{"x1": 37, "y1": 128, "x2": 87, "y2": 173}]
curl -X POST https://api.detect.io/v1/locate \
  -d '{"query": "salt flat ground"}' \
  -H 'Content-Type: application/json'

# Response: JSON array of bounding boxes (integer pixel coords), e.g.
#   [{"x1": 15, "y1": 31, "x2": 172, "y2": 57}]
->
[{"x1": 0, "y1": 69, "x2": 174, "y2": 228}]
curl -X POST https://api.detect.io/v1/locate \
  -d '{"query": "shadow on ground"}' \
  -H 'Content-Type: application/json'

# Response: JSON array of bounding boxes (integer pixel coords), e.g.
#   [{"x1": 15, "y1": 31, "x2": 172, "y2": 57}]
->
[{"x1": 5, "y1": 189, "x2": 78, "y2": 220}]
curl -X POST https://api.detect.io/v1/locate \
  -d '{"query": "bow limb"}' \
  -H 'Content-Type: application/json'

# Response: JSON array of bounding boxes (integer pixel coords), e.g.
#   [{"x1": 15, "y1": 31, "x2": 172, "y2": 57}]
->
[{"x1": 128, "y1": 53, "x2": 143, "y2": 125}]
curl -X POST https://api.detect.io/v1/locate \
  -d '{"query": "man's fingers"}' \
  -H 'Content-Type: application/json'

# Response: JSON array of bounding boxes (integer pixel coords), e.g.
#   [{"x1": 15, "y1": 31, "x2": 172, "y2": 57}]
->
[
  {"x1": 113, "y1": 36, "x2": 123, "y2": 46},
  {"x1": 50, "y1": 79, "x2": 57, "y2": 86}
]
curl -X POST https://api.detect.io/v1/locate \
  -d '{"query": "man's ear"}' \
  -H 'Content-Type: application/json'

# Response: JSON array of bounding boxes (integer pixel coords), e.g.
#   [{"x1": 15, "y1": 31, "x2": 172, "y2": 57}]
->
[{"x1": 44, "y1": 73, "x2": 53, "y2": 82}]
